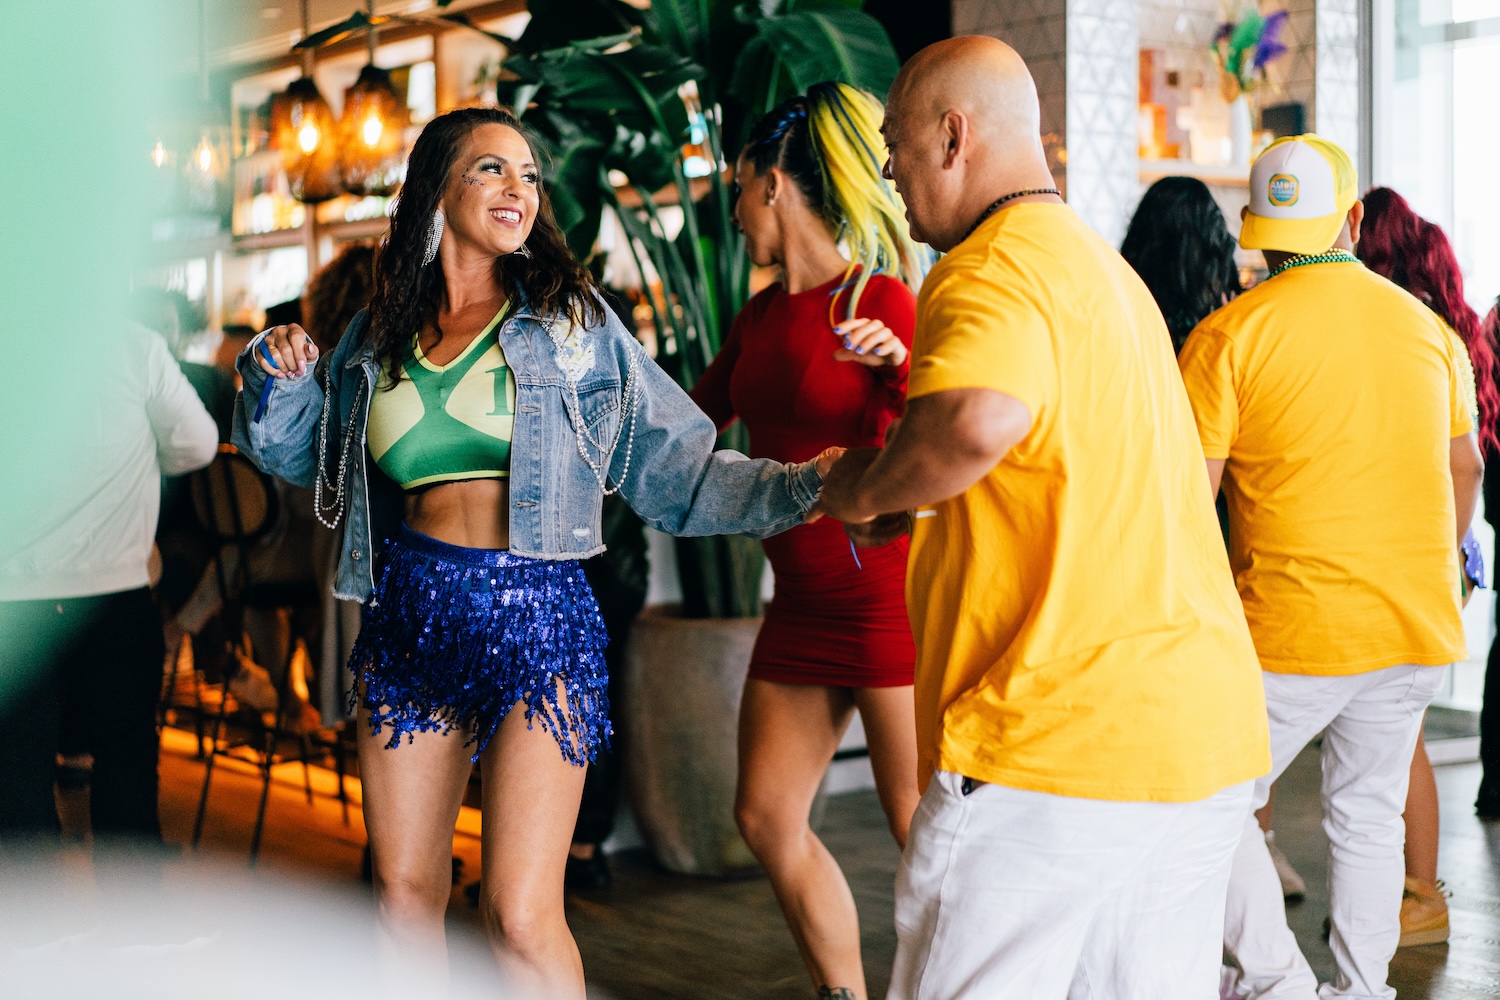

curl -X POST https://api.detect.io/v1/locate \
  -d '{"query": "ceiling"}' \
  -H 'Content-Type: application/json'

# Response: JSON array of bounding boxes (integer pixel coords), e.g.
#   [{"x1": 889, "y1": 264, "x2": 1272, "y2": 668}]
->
[{"x1": 157, "y1": 0, "x2": 520, "y2": 71}]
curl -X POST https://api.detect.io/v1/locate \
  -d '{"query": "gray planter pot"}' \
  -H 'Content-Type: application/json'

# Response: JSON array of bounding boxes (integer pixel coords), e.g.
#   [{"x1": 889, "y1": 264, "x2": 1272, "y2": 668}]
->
[{"x1": 619, "y1": 605, "x2": 764, "y2": 876}]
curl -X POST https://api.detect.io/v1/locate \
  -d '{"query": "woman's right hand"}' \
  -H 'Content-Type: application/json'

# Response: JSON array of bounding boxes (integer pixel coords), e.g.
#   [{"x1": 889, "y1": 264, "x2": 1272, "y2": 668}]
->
[
  {"x1": 832, "y1": 318, "x2": 908, "y2": 367},
  {"x1": 254, "y1": 323, "x2": 319, "y2": 378}
]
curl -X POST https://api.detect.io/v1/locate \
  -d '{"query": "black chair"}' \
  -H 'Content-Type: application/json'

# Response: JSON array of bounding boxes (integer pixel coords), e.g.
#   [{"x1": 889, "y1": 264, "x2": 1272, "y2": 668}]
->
[{"x1": 185, "y1": 444, "x2": 320, "y2": 863}]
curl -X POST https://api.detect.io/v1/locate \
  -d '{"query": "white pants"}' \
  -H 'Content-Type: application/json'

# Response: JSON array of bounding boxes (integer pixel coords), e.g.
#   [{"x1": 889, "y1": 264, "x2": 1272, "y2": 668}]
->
[
  {"x1": 1224, "y1": 664, "x2": 1445, "y2": 1000},
  {"x1": 887, "y1": 772, "x2": 1253, "y2": 1000}
]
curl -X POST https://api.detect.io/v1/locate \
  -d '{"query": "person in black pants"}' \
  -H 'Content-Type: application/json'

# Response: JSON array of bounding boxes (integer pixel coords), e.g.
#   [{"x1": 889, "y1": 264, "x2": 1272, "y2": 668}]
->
[
  {"x1": 0, "y1": 592, "x2": 167, "y2": 840},
  {"x1": 0, "y1": 316, "x2": 216, "y2": 844},
  {"x1": 1481, "y1": 299, "x2": 1500, "y2": 819}
]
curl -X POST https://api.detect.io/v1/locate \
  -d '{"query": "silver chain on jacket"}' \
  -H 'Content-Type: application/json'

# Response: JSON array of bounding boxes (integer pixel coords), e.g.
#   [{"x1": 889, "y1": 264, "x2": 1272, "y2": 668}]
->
[
  {"x1": 311, "y1": 363, "x2": 365, "y2": 530},
  {"x1": 308, "y1": 315, "x2": 640, "y2": 532}
]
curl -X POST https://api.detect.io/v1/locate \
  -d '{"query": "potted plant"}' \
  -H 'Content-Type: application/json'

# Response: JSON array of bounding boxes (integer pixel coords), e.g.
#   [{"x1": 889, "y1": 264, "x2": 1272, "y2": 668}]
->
[{"x1": 491, "y1": 0, "x2": 900, "y2": 875}]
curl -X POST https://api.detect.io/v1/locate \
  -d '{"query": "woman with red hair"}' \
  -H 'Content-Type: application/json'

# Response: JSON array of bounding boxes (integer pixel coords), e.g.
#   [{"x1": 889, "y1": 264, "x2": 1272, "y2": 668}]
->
[{"x1": 1358, "y1": 186, "x2": 1498, "y2": 946}]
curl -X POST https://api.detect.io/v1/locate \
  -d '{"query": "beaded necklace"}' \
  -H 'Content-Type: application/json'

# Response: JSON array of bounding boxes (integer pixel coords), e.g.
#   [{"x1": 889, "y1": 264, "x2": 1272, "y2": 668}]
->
[
  {"x1": 964, "y1": 188, "x2": 1062, "y2": 242},
  {"x1": 542, "y1": 314, "x2": 641, "y2": 496},
  {"x1": 313, "y1": 363, "x2": 364, "y2": 530},
  {"x1": 1265, "y1": 248, "x2": 1361, "y2": 280}
]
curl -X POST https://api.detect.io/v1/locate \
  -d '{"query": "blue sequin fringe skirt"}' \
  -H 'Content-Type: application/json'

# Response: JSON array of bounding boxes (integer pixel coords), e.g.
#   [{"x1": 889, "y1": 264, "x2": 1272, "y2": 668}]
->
[{"x1": 348, "y1": 525, "x2": 611, "y2": 765}]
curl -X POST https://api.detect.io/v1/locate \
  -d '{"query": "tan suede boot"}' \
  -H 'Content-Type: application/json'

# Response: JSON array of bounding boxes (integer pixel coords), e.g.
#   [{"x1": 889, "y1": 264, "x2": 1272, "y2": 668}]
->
[{"x1": 1398, "y1": 876, "x2": 1449, "y2": 948}]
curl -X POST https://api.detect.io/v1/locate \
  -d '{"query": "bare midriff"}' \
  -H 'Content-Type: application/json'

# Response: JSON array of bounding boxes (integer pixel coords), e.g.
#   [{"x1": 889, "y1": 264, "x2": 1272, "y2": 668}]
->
[{"x1": 404, "y1": 478, "x2": 511, "y2": 550}]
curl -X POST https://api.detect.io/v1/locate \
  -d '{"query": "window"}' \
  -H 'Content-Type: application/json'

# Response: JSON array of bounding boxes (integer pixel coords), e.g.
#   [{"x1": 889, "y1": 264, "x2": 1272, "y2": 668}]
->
[
  {"x1": 1375, "y1": 0, "x2": 1500, "y2": 314},
  {"x1": 1373, "y1": 0, "x2": 1500, "y2": 709}
]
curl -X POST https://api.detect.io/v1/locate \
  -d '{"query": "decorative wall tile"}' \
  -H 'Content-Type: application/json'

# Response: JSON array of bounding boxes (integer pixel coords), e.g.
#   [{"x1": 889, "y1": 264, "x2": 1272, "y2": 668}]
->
[
  {"x1": 1315, "y1": 0, "x2": 1360, "y2": 156},
  {"x1": 951, "y1": 0, "x2": 1139, "y2": 245},
  {"x1": 950, "y1": 0, "x2": 1365, "y2": 239}
]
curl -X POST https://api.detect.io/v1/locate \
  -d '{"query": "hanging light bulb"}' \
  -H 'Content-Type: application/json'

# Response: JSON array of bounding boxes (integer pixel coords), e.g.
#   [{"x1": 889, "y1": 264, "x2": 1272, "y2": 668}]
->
[
  {"x1": 151, "y1": 139, "x2": 170, "y2": 169},
  {"x1": 338, "y1": 3, "x2": 407, "y2": 197},
  {"x1": 270, "y1": 0, "x2": 342, "y2": 204},
  {"x1": 338, "y1": 64, "x2": 408, "y2": 196},
  {"x1": 298, "y1": 117, "x2": 322, "y2": 154},
  {"x1": 271, "y1": 76, "x2": 342, "y2": 203},
  {"x1": 191, "y1": 130, "x2": 229, "y2": 176}
]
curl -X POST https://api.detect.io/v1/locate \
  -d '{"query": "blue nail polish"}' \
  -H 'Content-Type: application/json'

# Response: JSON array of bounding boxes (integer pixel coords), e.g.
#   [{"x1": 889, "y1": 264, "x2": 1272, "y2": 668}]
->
[{"x1": 855, "y1": 346, "x2": 865, "y2": 354}]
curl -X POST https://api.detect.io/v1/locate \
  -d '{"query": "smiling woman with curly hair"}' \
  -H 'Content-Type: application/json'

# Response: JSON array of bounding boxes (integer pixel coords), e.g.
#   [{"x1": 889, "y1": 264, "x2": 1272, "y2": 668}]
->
[{"x1": 232, "y1": 106, "x2": 839, "y2": 996}]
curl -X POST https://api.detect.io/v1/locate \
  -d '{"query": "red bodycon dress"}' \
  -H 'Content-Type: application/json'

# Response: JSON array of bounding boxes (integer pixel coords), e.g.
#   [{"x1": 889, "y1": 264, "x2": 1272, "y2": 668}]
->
[{"x1": 690, "y1": 273, "x2": 917, "y2": 688}]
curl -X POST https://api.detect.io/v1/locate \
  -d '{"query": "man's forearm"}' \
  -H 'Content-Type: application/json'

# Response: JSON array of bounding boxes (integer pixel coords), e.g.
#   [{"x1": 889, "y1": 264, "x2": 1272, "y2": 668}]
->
[
  {"x1": 1455, "y1": 469, "x2": 1483, "y2": 547},
  {"x1": 842, "y1": 388, "x2": 1032, "y2": 520},
  {"x1": 847, "y1": 435, "x2": 997, "y2": 519},
  {"x1": 1451, "y1": 433, "x2": 1484, "y2": 547}
]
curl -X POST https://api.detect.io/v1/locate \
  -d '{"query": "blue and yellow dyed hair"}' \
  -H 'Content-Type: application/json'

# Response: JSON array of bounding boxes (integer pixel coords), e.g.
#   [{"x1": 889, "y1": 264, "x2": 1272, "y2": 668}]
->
[{"x1": 742, "y1": 82, "x2": 927, "y2": 321}]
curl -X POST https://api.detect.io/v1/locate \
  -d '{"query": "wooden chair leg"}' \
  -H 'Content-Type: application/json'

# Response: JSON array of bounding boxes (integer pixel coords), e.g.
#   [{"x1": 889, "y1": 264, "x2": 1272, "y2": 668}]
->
[
  {"x1": 250, "y1": 633, "x2": 300, "y2": 865},
  {"x1": 300, "y1": 733, "x2": 314, "y2": 805},
  {"x1": 248, "y1": 723, "x2": 275, "y2": 866},
  {"x1": 192, "y1": 671, "x2": 233, "y2": 849}
]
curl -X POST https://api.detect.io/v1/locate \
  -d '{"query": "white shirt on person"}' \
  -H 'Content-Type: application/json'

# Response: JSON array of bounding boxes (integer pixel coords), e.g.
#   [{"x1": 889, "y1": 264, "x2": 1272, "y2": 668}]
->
[{"x1": 0, "y1": 321, "x2": 218, "y2": 601}]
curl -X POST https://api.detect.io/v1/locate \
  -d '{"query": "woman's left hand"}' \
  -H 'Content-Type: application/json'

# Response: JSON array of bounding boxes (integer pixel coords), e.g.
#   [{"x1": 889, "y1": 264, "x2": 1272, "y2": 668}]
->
[{"x1": 833, "y1": 318, "x2": 907, "y2": 368}]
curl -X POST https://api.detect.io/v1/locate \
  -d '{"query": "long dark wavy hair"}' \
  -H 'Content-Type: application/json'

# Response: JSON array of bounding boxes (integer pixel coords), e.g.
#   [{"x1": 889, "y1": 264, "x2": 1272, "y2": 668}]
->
[
  {"x1": 1120, "y1": 176, "x2": 1242, "y2": 352},
  {"x1": 1359, "y1": 186, "x2": 1499, "y2": 451},
  {"x1": 367, "y1": 107, "x2": 602, "y2": 376}
]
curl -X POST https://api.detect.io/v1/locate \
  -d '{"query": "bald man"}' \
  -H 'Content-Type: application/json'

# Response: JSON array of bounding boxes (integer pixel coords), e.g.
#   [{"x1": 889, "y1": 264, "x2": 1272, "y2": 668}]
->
[{"x1": 815, "y1": 37, "x2": 1271, "y2": 999}]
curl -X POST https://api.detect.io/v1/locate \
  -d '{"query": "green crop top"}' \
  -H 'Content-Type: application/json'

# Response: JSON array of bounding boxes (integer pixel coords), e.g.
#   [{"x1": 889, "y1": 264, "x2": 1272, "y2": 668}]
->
[{"x1": 367, "y1": 304, "x2": 517, "y2": 490}]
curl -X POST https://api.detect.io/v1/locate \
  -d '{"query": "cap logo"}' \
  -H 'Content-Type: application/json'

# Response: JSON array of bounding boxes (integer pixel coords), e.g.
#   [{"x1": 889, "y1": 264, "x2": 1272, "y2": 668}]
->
[{"x1": 1267, "y1": 174, "x2": 1299, "y2": 207}]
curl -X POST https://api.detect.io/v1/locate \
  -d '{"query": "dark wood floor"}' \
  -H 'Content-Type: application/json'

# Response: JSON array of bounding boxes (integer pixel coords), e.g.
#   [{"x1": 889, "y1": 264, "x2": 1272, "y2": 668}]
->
[{"x1": 151, "y1": 731, "x2": 1499, "y2": 999}]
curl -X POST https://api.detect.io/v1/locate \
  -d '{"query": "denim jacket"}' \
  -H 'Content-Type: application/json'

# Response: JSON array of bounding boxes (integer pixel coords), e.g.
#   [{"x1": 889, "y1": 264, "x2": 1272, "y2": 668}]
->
[{"x1": 231, "y1": 294, "x2": 823, "y2": 602}]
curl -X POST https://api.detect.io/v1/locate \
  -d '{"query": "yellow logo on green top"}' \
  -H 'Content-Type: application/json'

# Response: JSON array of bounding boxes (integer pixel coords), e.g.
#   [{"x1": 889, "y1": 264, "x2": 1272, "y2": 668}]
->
[{"x1": 1268, "y1": 174, "x2": 1299, "y2": 207}]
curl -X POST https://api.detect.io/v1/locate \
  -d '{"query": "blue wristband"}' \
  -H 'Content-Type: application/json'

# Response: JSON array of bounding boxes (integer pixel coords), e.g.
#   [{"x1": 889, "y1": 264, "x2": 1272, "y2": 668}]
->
[
  {"x1": 258, "y1": 335, "x2": 280, "y2": 370},
  {"x1": 252, "y1": 335, "x2": 279, "y2": 424}
]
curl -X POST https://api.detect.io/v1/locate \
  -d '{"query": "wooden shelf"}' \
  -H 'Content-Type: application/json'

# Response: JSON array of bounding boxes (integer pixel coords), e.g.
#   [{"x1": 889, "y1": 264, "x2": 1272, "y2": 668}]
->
[
  {"x1": 323, "y1": 217, "x2": 389, "y2": 242},
  {"x1": 1139, "y1": 158, "x2": 1249, "y2": 187},
  {"x1": 233, "y1": 228, "x2": 305, "y2": 252},
  {"x1": 231, "y1": 216, "x2": 388, "y2": 253}
]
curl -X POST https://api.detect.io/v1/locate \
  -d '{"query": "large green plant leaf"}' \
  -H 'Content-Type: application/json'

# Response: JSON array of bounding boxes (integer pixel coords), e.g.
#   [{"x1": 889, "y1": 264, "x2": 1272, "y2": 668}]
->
[
  {"x1": 738, "y1": 4, "x2": 899, "y2": 107},
  {"x1": 642, "y1": 0, "x2": 748, "y2": 99},
  {"x1": 509, "y1": 0, "x2": 645, "y2": 55},
  {"x1": 542, "y1": 134, "x2": 608, "y2": 257},
  {"x1": 503, "y1": 42, "x2": 698, "y2": 140}
]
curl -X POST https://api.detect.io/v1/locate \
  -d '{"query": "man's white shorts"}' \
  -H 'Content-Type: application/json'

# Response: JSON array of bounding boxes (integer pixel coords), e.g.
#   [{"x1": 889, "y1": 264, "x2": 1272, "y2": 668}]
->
[{"x1": 888, "y1": 772, "x2": 1253, "y2": 1000}]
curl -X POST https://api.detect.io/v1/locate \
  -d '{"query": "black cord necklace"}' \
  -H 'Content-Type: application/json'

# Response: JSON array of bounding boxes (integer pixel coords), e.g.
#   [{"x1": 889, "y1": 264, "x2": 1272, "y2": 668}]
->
[{"x1": 965, "y1": 188, "x2": 1062, "y2": 241}]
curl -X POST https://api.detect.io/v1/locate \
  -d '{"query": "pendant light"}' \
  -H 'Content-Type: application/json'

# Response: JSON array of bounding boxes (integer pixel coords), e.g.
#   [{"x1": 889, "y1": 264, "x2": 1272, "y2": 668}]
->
[
  {"x1": 148, "y1": 0, "x2": 230, "y2": 215},
  {"x1": 338, "y1": 0, "x2": 408, "y2": 196},
  {"x1": 184, "y1": 0, "x2": 230, "y2": 209},
  {"x1": 271, "y1": 0, "x2": 341, "y2": 203}
]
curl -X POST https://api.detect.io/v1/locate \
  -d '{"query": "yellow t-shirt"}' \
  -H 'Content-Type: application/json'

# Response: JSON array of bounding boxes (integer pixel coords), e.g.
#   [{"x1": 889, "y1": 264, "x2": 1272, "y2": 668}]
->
[
  {"x1": 1177, "y1": 262, "x2": 1471, "y2": 675},
  {"x1": 905, "y1": 203, "x2": 1270, "y2": 803}
]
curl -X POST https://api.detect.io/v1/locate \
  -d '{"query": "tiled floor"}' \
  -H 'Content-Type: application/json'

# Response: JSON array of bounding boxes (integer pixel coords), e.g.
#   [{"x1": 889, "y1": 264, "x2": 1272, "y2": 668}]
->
[{"x1": 144, "y1": 729, "x2": 1500, "y2": 999}]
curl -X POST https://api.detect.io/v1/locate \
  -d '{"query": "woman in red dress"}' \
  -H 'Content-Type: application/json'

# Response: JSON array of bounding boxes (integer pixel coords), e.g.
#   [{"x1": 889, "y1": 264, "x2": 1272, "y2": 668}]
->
[{"x1": 691, "y1": 82, "x2": 926, "y2": 1000}]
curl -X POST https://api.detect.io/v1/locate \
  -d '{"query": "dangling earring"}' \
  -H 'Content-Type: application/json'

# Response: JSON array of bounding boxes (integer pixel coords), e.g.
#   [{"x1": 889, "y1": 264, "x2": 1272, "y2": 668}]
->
[
  {"x1": 512, "y1": 243, "x2": 532, "y2": 260},
  {"x1": 422, "y1": 209, "x2": 445, "y2": 267}
]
